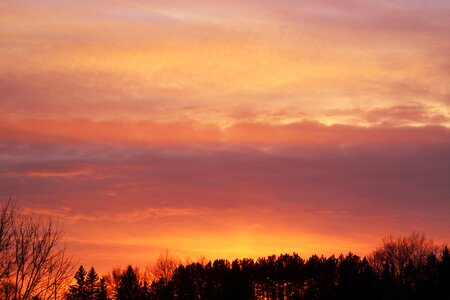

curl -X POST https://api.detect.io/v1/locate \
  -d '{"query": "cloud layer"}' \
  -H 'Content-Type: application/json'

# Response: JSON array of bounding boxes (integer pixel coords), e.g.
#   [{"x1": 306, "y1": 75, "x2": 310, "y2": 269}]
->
[
  {"x1": 1, "y1": 119, "x2": 449, "y2": 272},
  {"x1": 1, "y1": 0, "x2": 449, "y2": 126}
]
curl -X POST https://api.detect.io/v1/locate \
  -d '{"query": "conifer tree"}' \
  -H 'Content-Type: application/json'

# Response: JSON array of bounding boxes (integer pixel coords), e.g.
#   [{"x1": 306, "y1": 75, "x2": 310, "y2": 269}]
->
[
  {"x1": 66, "y1": 265, "x2": 88, "y2": 300},
  {"x1": 86, "y1": 267, "x2": 100, "y2": 299},
  {"x1": 98, "y1": 277, "x2": 109, "y2": 300},
  {"x1": 116, "y1": 265, "x2": 142, "y2": 300}
]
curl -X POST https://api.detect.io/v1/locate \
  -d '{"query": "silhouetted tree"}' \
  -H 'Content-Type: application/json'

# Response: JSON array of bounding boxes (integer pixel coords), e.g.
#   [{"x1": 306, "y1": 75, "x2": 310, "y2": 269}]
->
[
  {"x1": 86, "y1": 267, "x2": 100, "y2": 299},
  {"x1": 337, "y1": 253, "x2": 360, "y2": 299},
  {"x1": 68, "y1": 266, "x2": 110, "y2": 300},
  {"x1": 369, "y1": 232, "x2": 440, "y2": 299},
  {"x1": 151, "y1": 249, "x2": 179, "y2": 286},
  {"x1": 149, "y1": 278, "x2": 173, "y2": 300},
  {"x1": 416, "y1": 253, "x2": 439, "y2": 299},
  {"x1": 337, "y1": 253, "x2": 378, "y2": 300},
  {"x1": 303, "y1": 255, "x2": 337, "y2": 300},
  {"x1": 0, "y1": 199, "x2": 15, "y2": 281},
  {"x1": 229, "y1": 259, "x2": 254, "y2": 299},
  {"x1": 116, "y1": 266, "x2": 142, "y2": 300},
  {"x1": 370, "y1": 232, "x2": 438, "y2": 279},
  {"x1": 437, "y1": 246, "x2": 450, "y2": 299},
  {"x1": 171, "y1": 264, "x2": 201, "y2": 299},
  {"x1": 0, "y1": 199, "x2": 73, "y2": 300},
  {"x1": 358, "y1": 257, "x2": 378, "y2": 299},
  {"x1": 98, "y1": 277, "x2": 109, "y2": 300},
  {"x1": 66, "y1": 266, "x2": 88, "y2": 300}
]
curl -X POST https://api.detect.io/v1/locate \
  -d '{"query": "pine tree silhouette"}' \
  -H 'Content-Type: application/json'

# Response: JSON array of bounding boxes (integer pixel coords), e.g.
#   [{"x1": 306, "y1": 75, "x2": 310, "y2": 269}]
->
[
  {"x1": 98, "y1": 277, "x2": 110, "y2": 300},
  {"x1": 66, "y1": 265, "x2": 88, "y2": 300},
  {"x1": 86, "y1": 267, "x2": 100, "y2": 299},
  {"x1": 116, "y1": 265, "x2": 142, "y2": 300}
]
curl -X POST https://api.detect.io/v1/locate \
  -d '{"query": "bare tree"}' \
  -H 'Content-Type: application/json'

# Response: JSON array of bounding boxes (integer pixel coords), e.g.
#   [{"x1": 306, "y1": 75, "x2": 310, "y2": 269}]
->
[
  {"x1": 151, "y1": 249, "x2": 180, "y2": 285},
  {"x1": 105, "y1": 266, "x2": 125, "y2": 297},
  {"x1": 0, "y1": 198, "x2": 15, "y2": 280},
  {"x1": 197, "y1": 256, "x2": 208, "y2": 267},
  {"x1": 0, "y1": 199, "x2": 73, "y2": 300},
  {"x1": 369, "y1": 232, "x2": 439, "y2": 279}
]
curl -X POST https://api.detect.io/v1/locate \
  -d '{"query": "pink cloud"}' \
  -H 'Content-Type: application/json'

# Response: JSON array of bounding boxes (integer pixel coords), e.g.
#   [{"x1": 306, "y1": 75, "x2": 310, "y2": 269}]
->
[
  {"x1": 1, "y1": 118, "x2": 448, "y2": 148},
  {"x1": 1, "y1": 120, "x2": 449, "y2": 273}
]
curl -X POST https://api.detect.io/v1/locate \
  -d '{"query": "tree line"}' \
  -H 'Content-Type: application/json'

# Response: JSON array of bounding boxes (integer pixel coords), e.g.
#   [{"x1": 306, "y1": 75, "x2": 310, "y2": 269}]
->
[
  {"x1": 1, "y1": 199, "x2": 449, "y2": 299},
  {"x1": 66, "y1": 233, "x2": 450, "y2": 300}
]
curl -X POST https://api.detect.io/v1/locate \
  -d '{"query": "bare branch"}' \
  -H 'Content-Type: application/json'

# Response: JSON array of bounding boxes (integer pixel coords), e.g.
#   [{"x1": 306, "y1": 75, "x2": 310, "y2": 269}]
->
[{"x1": 0, "y1": 199, "x2": 73, "y2": 300}]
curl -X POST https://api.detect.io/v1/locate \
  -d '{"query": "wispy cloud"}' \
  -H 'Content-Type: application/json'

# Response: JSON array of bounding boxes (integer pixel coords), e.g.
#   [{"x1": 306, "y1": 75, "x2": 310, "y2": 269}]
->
[
  {"x1": 1, "y1": 0, "x2": 448, "y2": 126},
  {"x1": 1, "y1": 118, "x2": 448, "y2": 149},
  {"x1": 20, "y1": 206, "x2": 203, "y2": 224}
]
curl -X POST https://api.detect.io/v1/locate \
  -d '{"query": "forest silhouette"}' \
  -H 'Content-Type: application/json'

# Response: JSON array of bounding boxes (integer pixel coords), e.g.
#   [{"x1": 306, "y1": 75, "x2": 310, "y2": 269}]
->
[
  {"x1": 1, "y1": 200, "x2": 450, "y2": 299},
  {"x1": 66, "y1": 241, "x2": 450, "y2": 300}
]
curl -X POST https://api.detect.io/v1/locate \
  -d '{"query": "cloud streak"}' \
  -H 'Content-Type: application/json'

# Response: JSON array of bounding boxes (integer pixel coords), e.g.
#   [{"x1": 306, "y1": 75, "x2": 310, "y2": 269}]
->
[{"x1": 1, "y1": 118, "x2": 448, "y2": 148}]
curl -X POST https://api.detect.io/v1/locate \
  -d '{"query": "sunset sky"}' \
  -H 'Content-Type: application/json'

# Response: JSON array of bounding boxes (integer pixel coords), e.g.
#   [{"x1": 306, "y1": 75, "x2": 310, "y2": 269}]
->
[{"x1": 1, "y1": 0, "x2": 449, "y2": 273}]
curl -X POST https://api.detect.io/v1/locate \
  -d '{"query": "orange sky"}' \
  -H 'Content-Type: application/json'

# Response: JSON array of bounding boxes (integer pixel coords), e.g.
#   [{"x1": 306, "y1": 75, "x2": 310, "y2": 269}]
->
[{"x1": 1, "y1": 0, "x2": 449, "y2": 273}]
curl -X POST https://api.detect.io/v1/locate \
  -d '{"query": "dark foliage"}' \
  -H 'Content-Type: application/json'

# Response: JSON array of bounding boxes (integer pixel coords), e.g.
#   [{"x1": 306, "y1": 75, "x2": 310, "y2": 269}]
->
[
  {"x1": 67, "y1": 246, "x2": 450, "y2": 299},
  {"x1": 67, "y1": 266, "x2": 109, "y2": 300},
  {"x1": 116, "y1": 266, "x2": 143, "y2": 300},
  {"x1": 66, "y1": 266, "x2": 88, "y2": 300}
]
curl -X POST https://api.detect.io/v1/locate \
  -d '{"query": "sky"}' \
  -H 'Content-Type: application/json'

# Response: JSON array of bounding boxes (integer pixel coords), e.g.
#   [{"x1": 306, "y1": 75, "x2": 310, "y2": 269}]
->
[{"x1": 1, "y1": 0, "x2": 449, "y2": 273}]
